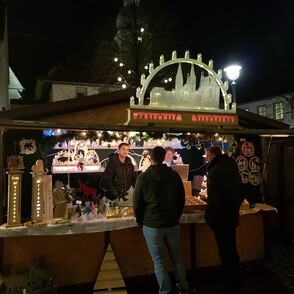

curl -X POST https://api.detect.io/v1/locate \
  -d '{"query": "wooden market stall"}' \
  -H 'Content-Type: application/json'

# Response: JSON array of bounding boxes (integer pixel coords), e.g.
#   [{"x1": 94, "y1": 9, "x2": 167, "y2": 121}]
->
[{"x1": 0, "y1": 54, "x2": 293, "y2": 291}]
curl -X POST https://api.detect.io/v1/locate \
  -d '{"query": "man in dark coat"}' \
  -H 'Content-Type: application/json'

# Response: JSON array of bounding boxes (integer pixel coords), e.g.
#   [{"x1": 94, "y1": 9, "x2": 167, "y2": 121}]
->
[
  {"x1": 102, "y1": 142, "x2": 135, "y2": 201},
  {"x1": 204, "y1": 145, "x2": 243, "y2": 294},
  {"x1": 133, "y1": 146, "x2": 190, "y2": 294}
]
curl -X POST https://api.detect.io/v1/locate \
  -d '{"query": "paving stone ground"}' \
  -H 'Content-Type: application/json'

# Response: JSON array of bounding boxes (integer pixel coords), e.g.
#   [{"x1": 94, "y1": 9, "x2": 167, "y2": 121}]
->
[{"x1": 60, "y1": 239, "x2": 294, "y2": 294}]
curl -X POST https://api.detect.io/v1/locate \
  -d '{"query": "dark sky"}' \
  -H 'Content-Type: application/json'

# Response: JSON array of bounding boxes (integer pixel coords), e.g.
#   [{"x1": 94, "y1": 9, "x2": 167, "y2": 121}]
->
[{"x1": 7, "y1": 0, "x2": 294, "y2": 103}]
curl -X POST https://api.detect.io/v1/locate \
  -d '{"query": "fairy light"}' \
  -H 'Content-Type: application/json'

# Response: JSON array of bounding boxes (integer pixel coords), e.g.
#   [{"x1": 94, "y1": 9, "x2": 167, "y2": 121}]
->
[
  {"x1": 118, "y1": 77, "x2": 122, "y2": 81},
  {"x1": 119, "y1": 62, "x2": 124, "y2": 67},
  {"x1": 114, "y1": 57, "x2": 118, "y2": 62},
  {"x1": 122, "y1": 84, "x2": 127, "y2": 88}
]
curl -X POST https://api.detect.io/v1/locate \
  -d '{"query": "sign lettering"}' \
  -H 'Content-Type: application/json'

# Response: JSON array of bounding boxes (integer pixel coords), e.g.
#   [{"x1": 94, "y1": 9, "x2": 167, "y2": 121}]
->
[
  {"x1": 133, "y1": 112, "x2": 182, "y2": 121},
  {"x1": 191, "y1": 114, "x2": 236, "y2": 124}
]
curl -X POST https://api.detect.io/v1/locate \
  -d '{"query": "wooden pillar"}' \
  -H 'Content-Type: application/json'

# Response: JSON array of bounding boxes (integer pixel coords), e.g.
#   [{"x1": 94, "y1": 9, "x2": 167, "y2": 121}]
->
[{"x1": 0, "y1": 129, "x2": 5, "y2": 225}]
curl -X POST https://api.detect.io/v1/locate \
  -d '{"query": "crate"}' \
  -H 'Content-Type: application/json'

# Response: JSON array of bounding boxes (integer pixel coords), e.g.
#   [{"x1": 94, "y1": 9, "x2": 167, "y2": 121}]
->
[{"x1": 183, "y1": 196, "x2": 207, "y2": 213}]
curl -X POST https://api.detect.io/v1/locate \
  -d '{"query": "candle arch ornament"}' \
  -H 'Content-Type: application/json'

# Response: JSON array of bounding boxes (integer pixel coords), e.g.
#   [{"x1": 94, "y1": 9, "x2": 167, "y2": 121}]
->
[{"x1": 131, "y1": 50, "x2": 233, "y2": 111}]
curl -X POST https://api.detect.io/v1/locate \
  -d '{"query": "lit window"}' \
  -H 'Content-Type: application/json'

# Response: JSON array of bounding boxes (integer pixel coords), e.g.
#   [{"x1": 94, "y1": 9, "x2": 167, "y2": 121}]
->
[
  {"x1": 273, "y1": 102, "x2": 284, "y2": 120},
  {"x1": 76, "y1": 87, "x2": 87, "y2": 98},
  {"x1": 257, "y1": 105, "x2": 267, "y2": 117}
]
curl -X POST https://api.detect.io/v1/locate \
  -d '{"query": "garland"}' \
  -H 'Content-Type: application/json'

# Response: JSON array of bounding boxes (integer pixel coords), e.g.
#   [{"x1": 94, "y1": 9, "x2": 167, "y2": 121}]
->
[{"x1": 42, "y1": 130, "x2": 238, "y2": 151}]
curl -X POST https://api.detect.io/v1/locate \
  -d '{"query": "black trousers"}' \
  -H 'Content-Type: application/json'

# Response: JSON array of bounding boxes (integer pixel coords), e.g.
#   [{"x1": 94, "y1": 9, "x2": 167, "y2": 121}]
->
[{"x1": 213, "y1": 226, "x2": 241, "y2": 294}]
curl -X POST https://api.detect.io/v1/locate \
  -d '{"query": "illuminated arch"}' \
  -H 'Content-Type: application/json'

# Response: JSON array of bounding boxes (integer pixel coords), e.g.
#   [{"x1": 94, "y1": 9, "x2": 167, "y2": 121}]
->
[{"x1": 131, "y1": 50, "x2": 233, "y2": 111}]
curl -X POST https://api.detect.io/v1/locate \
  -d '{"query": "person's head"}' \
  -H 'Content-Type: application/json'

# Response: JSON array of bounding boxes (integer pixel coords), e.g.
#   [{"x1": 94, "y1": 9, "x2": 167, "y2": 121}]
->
[
  {"x1": 165, "y1": 147, "x2": 175, "y2": 163},
  {"x1": 205, "y1": 146, "x2": 222, "y2": 164},
  {"x1": 118, "y1": 142, "x2": 130, "y2": 162},
  {"x1": 151, "y1": 146, "x2": 166, "y2": 164}
]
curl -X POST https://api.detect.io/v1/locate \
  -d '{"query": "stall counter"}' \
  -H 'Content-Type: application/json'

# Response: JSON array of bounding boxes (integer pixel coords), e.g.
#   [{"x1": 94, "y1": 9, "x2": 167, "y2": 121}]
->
[{"x1": 0, "y1": 204, "x2": 276, "y2": 291}]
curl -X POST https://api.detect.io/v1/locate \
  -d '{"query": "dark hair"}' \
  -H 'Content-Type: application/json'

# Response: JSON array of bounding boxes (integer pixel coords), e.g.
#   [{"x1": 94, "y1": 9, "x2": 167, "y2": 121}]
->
[
  {"x1": 152, "y1": 146, "x2": 166, "y2": 164},
  {"x1": 165, "y1": 147, "x2": 174, "y2": 153},
  {"x1": 206, "y1": 145, "x2": 222, "y2": 157},
  {"x1": 118, "y1": 142, "x2": 129, "y2": 149}
]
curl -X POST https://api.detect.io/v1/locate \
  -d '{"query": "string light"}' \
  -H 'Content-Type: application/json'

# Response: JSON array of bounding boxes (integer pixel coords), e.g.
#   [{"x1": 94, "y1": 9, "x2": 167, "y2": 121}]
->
[{"x1": 114, "y1": 57, "x2": 118, "y2": 62}]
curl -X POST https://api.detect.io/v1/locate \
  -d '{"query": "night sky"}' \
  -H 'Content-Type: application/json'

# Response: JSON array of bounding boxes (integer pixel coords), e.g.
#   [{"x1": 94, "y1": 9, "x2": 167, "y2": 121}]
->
[{"x1": 7, "y1": 0, "x2": 294, "y2": 103}]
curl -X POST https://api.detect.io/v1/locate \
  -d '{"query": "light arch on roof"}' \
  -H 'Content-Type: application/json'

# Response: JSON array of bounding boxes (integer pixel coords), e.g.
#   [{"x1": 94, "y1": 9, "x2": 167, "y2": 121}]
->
[{"x1": 131, "y1": 50, "x2": 233, "y2": 111}]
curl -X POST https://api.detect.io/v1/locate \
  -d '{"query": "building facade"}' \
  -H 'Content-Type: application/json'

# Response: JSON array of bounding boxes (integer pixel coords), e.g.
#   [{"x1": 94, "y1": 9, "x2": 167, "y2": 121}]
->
[
  {"x1": 49, "y1": 81, "x2": 122, "y2": 102},
  {"x1": 238, "y1": 93, "x2": 294, "y2": 129}
]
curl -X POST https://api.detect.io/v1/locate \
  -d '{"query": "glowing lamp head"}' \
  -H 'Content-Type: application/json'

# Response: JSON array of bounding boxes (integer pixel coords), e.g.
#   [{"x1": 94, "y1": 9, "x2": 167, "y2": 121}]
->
[{"x1": 224, "y1": 65, "x2": 242, "y2": 81}]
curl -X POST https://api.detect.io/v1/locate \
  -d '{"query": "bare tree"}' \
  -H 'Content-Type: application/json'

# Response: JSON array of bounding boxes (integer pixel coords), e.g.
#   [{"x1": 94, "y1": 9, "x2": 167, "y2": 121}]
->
[{"x1": 113, "y1": 1, "x2": 152, "y2": 87}]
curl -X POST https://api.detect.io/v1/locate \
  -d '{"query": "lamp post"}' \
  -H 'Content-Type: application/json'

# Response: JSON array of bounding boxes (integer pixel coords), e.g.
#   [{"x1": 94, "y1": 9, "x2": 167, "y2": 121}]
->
[{"x1": 224, "y1": 65, "x2": 242, "y2": 108}]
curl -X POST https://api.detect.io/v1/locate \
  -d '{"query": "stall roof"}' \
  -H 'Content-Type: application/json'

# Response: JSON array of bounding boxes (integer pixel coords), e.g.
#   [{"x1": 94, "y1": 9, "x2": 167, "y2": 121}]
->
[{"x1": 0, "y1": 89, "x2": 292, "y2": 135}]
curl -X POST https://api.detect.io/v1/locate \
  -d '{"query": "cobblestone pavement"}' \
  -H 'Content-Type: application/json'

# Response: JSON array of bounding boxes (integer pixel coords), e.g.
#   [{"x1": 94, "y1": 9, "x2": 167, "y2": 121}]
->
[
  {"x1": 68, "y1": 240, "x2": 294, "y2": 294},
  {"x1": 125, "y1": 240, "x2": 294, "y2": 294},
  {"x1": 265, "y1": 239, "x2": 294, "y2": 291}
]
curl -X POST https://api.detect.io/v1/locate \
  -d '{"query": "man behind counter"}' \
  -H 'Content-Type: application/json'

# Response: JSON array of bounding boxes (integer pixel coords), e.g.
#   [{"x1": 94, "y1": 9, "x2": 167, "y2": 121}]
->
[
  {"x1": 163, "y1": 147, "x2": 177, "y2": 166},
  {"x1": 101, "y1": 142, "x2": 136, "y2": 201}
]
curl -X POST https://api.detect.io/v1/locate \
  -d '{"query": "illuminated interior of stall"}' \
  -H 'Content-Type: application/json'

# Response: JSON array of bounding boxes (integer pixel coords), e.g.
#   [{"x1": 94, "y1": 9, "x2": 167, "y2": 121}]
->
[{"x1": 45, "y1": 129, "x2": 236, "y2": 174}]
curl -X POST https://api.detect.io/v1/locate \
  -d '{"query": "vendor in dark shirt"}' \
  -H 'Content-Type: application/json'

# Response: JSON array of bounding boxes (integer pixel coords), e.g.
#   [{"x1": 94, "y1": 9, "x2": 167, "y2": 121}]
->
[{"x1": 102, "y1": 142, "x2": 136, "y2": 201}]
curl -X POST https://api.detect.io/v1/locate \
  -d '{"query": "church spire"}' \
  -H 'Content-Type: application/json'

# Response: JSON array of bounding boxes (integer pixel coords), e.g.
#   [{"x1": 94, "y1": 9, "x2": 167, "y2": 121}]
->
[
  {"x1": 188, "y1": 64, "x2": 196, "y2": 91},
  {"x1": 175, "y1": 63, "x2": 183, "y2": 91}
]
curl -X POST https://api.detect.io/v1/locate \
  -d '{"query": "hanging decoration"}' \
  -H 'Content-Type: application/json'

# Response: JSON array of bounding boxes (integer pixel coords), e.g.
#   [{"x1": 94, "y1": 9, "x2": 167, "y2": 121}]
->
[
  {"x1": 43, "y1": 130, "x2": 238, "y2": 153},
  {"x1": 19, "y1": 139, "x2": 37, "y2": 155},
  {"x1": 237, "y1": 141, "x2": 261, "y2": 186}
]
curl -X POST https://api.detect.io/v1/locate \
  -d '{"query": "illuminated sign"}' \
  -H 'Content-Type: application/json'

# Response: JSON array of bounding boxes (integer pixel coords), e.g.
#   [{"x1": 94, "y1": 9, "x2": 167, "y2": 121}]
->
[
  {"x1": 6, "y1": 172, "x2": 23, "y2": 227},
  {"x1": 191, "y1": 114, "x2": 236, "y2": 124},
  {"x1": 128, "y1": 109, "x2": 238, "y2": 126},
  {"x1": 133, "y1": 112, "x2": 182, "y2": 121}
]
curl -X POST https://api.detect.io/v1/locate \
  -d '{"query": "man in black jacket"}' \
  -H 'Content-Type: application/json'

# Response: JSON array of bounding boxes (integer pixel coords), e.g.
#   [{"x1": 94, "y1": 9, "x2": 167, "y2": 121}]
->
[
  {"x1": 133, "y1": 146, "x2": 189, "y2": 294},
  {"x1": 204, "y1": 145, "x2": 242, "y2": 294},
  {"x1": 102, "y1": 143, "x2": 135, "y2": 201}
]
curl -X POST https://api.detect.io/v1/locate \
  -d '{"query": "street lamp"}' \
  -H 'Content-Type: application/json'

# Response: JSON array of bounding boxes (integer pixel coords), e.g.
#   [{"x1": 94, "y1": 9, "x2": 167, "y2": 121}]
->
[{"x1": 224, "y1": 65, "x2": 242, "y2": 107}]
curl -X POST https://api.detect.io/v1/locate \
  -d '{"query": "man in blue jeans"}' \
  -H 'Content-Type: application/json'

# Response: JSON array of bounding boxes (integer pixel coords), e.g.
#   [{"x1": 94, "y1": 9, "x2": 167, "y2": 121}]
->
[{"x1": 133, "y1": 146, "x2": 190, "y2": 294}]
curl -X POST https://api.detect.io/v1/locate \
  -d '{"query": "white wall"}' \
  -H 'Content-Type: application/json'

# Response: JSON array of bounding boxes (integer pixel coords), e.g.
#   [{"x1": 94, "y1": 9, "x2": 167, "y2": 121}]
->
[
  {"x1": 238, "y1": 95, "x2": 294, "y2": 128},
  {"x1": 51, "y1": 83, "x2": 120, "y2": 102}
]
